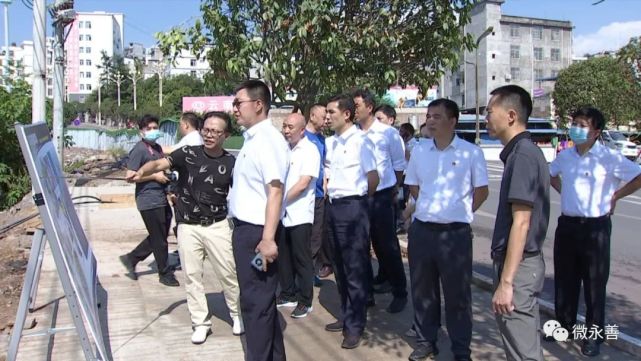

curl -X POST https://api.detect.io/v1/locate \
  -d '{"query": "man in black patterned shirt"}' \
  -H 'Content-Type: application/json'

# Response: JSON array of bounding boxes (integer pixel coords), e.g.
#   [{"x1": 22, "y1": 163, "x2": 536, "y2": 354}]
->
[{"x1": 129, "y1": 111, "x2": 243, "y2": 345}]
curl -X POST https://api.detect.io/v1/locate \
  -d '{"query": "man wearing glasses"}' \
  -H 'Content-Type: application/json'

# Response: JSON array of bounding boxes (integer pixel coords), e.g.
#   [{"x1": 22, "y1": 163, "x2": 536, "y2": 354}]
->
[
  {"x1": 128, "y1": 112, "x2": 243, "y2": 345},
  {"x1": 228, "y1": 80, "x2": 290, "y2": 361}
]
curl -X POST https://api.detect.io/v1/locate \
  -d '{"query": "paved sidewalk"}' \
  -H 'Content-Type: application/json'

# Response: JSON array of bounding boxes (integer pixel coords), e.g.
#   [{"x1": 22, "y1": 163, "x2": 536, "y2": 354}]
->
[{"x1": 0, "y1": 185, "x2": 636, "y2": 360}]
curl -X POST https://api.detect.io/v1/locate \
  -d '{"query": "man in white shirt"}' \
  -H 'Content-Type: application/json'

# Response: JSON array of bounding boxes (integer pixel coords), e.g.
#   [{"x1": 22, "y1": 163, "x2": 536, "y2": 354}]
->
[
  {"x1": 228, "y1": 80, "x2": 289, "y2": 361},
  {"x1": 374, "y1": 104, "x2": 396, "y2": 126},
  {"x1": 162, "y1": 112, "x2": 203, "y2": 154},
  {"x1": 323, "y1": 94, "x2": 379, "y2": 349},
  {"x1": 277, "y1": 113, "x2": 320, "y2": 319},
  {"x1": 549, "y1": 107, "x2": 641, "y2": 357},
  {"x1": 353, "y1": 89, "x2": 408, "y2": 313},
  {"x1": 405, "y1": 99, "x2": 488, "y2": 361}
]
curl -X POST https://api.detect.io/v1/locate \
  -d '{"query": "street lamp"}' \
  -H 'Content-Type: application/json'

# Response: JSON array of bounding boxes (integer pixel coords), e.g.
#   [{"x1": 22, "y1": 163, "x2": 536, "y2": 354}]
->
[
  {"x1": 472, "y1": 26, "x2": 493, "y2": 145},
  {"x1": 1, "y1": 0, "x2": 12, "y2": 91}
]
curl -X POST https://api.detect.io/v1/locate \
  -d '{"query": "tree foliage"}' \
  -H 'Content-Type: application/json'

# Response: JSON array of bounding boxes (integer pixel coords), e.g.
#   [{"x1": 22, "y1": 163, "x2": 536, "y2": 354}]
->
[
  {"x1": 553, "y1": 56, "x2": 641, "y2": 128},
  {"x1": 156, "y1": 0, "x2": 475, "y2": 112}
]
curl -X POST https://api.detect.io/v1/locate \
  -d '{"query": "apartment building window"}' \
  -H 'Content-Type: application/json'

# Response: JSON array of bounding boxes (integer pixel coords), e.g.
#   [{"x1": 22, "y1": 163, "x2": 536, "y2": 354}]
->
[
  {"x1": 532, "y1": 27, "x2": 543, "y2": 40},
  {"x1": 510, "y1": 45, "x2": 520, "y2": 59},
  {"x1": 85, "y1": 21, "x2": 92, "y2": 29},
  {"x1": 534, "y1": 47, "x2": 543, "y2": 61},
  {"x1": 85, "y1": 47, "x2": 91, "y2": 54},
  {"x1": 79, "y1": 47, "x2": 84, "y2": 53},
  {"x1": 551, "y1": 70, "x2": 559, "y2": 77},
  {"x1": 79, "y1": 59, "x2": 84, "y2": 65},
  {"x1": 79, "y1": 72, "x2": 84, "y2": 78},
  {"x1": 534, "y1": 68, "x2": 544, "y2": 80},
  {"x1": 190, "y1": 59, "x2": 197, "y2": 67},
  {"x1": 47, "y1": 89, "x2": 52, "y2": 97},
  {"x1": 47, "y1": 78, "x2": 52, "y2": 85},
  {"x1": 551, "y1": 48, "x2": 561, "y2": 62},
  {"x1": 551, "y1": 29, "x2": 561, "y2": 41},
  {"x1": 80, "y1": 84, "x2": 85, "y2": 90},
  {"x1": 190, "y1": 70, "x2": 197, "y2": 77},
  {"x1": 78, "y1": 21, "x2": 83, "y2": 29},
  {"x1": 510, "y1": 25, "x2": 519, "y2": 37},
  {"x1": 510, "y1": 67, "x2": 520, "y2": 81},
  {"x1": 86, "y1": 59, "x2": 92, "y2": 66},
  {"x1": 86, "y1": 84, "x2": 92, "y2": 91},
  {"x1": 79, "y1": 35, "x2": 83, "y2": 41},
  {"x1": 86, "y1": 35, "x2": 92, "y2": 41},
  {"x1": 85, "y1": 71, "x2": 92, "y2": 78}
]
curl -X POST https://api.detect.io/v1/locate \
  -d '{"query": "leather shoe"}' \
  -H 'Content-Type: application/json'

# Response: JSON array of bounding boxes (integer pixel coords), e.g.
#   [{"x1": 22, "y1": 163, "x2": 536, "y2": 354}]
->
[
  {"x1": 325, "y1": 320, "x2": 343, "y2": 332},
  {"x1": 581, "y1": 339, "x2": 600, "y2": 357},
  {"x1": 119, "y1": 254, "x2": 138, "y2": 280},
  {"x1": 159, "y1": 273, "x2": 180, "y2": 287},
  {"x1": 386, "y1": 296, "x2": 407, "y2": 314},
  {"x1": 318, "y1": 265, "x2": 333, "y2": 278},
  {"x1": 408, "y1": 342, "x2": 439, "y2": 360},
  {"x1": 341, "y1": 334, "x2": 361, "y2": 349}
]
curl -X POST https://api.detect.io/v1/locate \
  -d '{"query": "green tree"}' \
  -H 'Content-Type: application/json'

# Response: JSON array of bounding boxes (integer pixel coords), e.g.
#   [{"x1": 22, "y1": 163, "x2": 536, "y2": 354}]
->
[
  {"x1": 553, "y1": 56, "x2": 641, "y2": 128},
  {"x1": 618, "y1": 36, "x2": 641, "y2": 87},
  {"x1": 156, "y1": 0, "x2": 475, "y2": 112}
]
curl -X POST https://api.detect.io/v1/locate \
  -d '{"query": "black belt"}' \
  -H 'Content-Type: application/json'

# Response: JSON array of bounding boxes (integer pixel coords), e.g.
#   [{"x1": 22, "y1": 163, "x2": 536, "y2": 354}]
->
[
  {"x1": 230, "y1": 217, "x2": 255, "y2": 227},
  {"x1": 328, "y1": 194, "x2": 366, "y2": 204},
  {"x1": 374, "y1": 186, "x2": 395, "y2": 196},
  {"x1": 182, "y1": 214, "x2": 227, "y2": 226},
  {"x1": 416, "y1": 220, "x2": 469, "y2": 231},
  {"x1": 492, "y1": 250, "x2": 540, "y2": 261},
  {"x1": 560, "y1": 214, "x2": 610, "y2": 224}
]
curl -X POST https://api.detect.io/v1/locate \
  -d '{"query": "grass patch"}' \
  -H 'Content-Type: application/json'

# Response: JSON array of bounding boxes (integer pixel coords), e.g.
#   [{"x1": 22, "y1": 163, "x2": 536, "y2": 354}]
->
[{"x1": 224, "y1": 136, "x2": 244, "y2": 150}]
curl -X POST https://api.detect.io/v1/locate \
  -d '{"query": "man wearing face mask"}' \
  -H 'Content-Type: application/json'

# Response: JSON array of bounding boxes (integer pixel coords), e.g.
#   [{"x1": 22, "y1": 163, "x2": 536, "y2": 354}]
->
[
  {"x1": 120, "y1": 114, "x2": 180, "y2": 287},
  {"x1": 549, "y1": 107, "x2": 641, "y2": 357}
]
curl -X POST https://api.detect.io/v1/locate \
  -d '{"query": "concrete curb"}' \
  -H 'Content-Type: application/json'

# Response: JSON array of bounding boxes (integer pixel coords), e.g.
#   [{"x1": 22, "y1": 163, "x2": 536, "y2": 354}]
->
[{"x1": 470, "y1": 271, "x2": 641, "y2": 358}]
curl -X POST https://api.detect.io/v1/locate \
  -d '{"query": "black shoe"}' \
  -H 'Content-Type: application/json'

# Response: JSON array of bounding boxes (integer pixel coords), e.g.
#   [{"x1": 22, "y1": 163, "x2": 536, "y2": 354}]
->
[
  {"x1": 386, "y1": 296, "x2": 407, "y2": 314},
  {"x1": 408, "y1": 342, "x2": 439, "y2": 361},
  {"x1": 325, "y1": 320, "x2": 343, "y2": 332},
  {"x1": 373, "y1": 281, "x2": 393, "y2": 294},
  {"x1": 341, "y1": 334, "x2": 361, "y2": 349},
  {"x1": 119, "y1": 254, "x2": 138, "y2": 280},
  {"x1": 291, "y1": 304, "x2": 313, "y2": 318},
  {"x1": 581, "y1": 340, "x2": 600, "y2": 357},
  {"x1": 367, "y1": 294, "x2": 376, "y2": 308},
  {"x1": 159, "y1": 273, "x2": 180, "y2": 287}
]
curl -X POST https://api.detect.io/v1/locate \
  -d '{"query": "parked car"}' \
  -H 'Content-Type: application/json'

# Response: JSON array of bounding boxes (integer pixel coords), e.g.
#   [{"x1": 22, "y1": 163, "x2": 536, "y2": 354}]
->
[{"x1": 601, "y1": 130, "x2": 639, "y2": 160}]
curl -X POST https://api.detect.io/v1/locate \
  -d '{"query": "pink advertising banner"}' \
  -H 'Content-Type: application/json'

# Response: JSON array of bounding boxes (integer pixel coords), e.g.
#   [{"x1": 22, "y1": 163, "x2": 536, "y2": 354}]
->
[
  {"x1": 65, "y1": 17, "x2": 80, "y2": 93},
  {"x1": 182, "y1": 96, "x2": 235, "y2": 113}
]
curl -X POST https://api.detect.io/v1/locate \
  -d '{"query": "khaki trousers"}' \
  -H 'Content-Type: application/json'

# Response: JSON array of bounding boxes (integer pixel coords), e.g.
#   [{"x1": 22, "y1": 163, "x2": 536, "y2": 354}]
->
[{"x1": 177, "y1": 220, "x2": 240, "y2": 327}]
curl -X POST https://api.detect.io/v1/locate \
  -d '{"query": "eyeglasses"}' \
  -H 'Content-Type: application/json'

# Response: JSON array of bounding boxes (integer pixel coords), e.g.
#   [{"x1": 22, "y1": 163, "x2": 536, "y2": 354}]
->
[
  {"x1": 201, "y1": 128, "x2": 225, "y2": 136},
  {"x1": 232, "y1": 99, "x2": 257, "y2": 108}
]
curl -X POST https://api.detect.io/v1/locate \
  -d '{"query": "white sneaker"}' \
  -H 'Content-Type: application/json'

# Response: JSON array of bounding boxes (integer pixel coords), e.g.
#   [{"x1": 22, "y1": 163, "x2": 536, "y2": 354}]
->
[
  {"x1": 232, "y1": 315, "x2": 245, "y2": 336},
  {"x1": 191, "y1": 326, "x2": 211, "y2": 344}
]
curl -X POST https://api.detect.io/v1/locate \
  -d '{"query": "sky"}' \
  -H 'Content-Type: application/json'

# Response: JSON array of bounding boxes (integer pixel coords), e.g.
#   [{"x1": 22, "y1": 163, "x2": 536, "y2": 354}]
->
[{"x1": 3, "y1": 0, "x2": 641, "y2": 56}]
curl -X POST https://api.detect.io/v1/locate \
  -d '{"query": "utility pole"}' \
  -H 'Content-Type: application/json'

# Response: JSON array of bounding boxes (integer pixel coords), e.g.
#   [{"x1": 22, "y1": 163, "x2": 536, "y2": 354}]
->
[
  {"x1": 1, "y1": 0, "x2": 12, "y2": 91},
  {"x1": 473, "y1": 26, "x2": 493, "y2": 145},
  {"x1": 97, "y1": 74, "x2": 101, "y2": 125},
  {"x1": 50, "y1": 0, "x2": 75, "y2": 167},
  {"x1": 32, "y1": 0, "x2": 46, "y2": 124}
]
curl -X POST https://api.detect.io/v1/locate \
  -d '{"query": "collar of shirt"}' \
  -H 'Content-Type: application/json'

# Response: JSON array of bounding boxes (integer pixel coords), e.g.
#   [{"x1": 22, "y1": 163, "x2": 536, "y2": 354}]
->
[
  {"x1": 243, "y1": 118, "x2": 272, "y2": 140},
  {"x1": 362, "y1": 119, "x2": 385, "y2": 134},
  {"x1": 573, "y1": 140, "x2": 604, "y2": 158},
  {"x1": 337, "y1": 124, "x2": 359, "y2": 143},
  {"x1": 427, "y1": 134, "x2": 461, "y2": 152},
  {"x1": 499, "y1": 131, "x2": 531, "y2": 164},
  {"x1": 291, "y1": 135, "x2": 310, "y2": 151}
]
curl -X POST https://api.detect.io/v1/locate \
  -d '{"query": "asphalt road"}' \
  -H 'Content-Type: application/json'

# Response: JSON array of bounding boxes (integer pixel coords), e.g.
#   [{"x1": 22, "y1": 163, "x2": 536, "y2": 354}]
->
[{"x1": 473, "y1": 160, "x2": 641, "y2": 340}]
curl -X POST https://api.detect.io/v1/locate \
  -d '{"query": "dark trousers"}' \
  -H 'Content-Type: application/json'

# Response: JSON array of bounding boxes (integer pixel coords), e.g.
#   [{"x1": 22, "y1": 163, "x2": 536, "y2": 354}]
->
[
  {"x1": 310, "y1": 197, "x2": 332, "y2": 270},
  {"x1": 232, "y1": 220, "x2": 285, "y2": 361},
  {"x1": 408, "y1": 220, "x2": 472, "y2": 357},
  {"x1": 369, "y1": 187, "x2": 407, "y2": 297},
  {"x1": 278, "y1": 223, "x2": 314, "y2": 307},
  {"x1": 328, "y1": 196, "x2": 370, "y2": 337},
  {"x1": 130, "y1": 205, "x2": 172, "y2": 274},
  {"x1": 554, "y1": 215, "x2": 612, "y2": 336}
]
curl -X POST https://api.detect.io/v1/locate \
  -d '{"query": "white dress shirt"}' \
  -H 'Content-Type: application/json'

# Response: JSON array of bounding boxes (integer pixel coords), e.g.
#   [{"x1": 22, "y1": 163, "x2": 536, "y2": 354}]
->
[
  {"x1": 174, "y1": 130, "x2": 203, "y2": 148},
  {"x1": 228, "y1": 119, "x2": 290, "y2": 225},
  {"x1": 362, "y1": 119, "x2": 407, "y2": 190},
  {"x1": 326, "y1": 125, "x2": 377, "y2": 199},
  {"x1": 283, "y1": 136, "x2": 320, "y2": 227},
  {"x1": 324, "y1": 135, "x2": 336, "y2": 179},
  {"x1": 405, "y1": 136, "x2": 488, "y2": 224},
  {"x1": 550, "y1": 142, "x2": 641, "y2": 217}
]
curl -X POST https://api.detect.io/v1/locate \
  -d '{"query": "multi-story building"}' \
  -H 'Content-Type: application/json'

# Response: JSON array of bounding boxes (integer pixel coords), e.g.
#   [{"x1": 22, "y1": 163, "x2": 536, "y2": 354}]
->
[
  {"x1": 443, "y1": 0, "x2": 573, "y2": 117},
  {"x1": 0, "y1": 39, "x2": 55, "y2": 98},
  {"x1": 166, "y1": 49, "x2": 210, "y2": 79},
  {"x1": 65, "y1": 11, "x2": 124, "y2": 102}
]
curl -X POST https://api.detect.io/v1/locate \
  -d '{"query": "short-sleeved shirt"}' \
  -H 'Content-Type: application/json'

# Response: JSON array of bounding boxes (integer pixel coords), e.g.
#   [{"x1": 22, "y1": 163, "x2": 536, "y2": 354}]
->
[
  {"x1": 550, "y1": 142, "x2": 641, "y2": 217},
  {"x1": 362, "y1": 120, "x2": 407, "y2": 190},
  {"x1": 283, "y1": 136, "x2": 321, "y2": 227},
  {"x1": 304, "y1": 129, "x2": 325, "y2": 198},
  {"x1": 228, "y1": 119, "x2": 290, "y2": 225},
  {"x1": 491, "y1": 132, "x2": 550, "y2": 259},
  {"x1": 167, "y1": 145, "x2": 235, "y2": 224},
  {"x1": 326, "y1": 125, "x2": 378, "y2": 199},
  {"x1": 174, "y1": 130, "x2": 203, "y2": 148},
  {"x1": 127, "y1": 140, "x2": 168, "y2": 211},
  {"x1": 405, "y1": 136, "x2": 488, "y2": 224}
]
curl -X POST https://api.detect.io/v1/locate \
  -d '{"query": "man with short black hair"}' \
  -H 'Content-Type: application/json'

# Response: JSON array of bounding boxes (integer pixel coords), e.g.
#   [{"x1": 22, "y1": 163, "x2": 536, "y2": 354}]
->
[
  {"x1": 162, "y1": 112, "x2": 203, "y2": 154},
  {"x1": 485, "y1": 85, "x2": 549, "y2": 361},
  {"x1": 374, "y1": 104, "x2": 397, "y2": 126},
  {"x1": 324, "y1": 94, "x2": 379, "y2": 349},
  {"x1": 121, "y1": 115, "x2": 179, "y2": 287},
  {"x1": 228, "y1": 79, "x2": 288, "y2": 361},
  {"x1": 129, "y1": 112, "x2": 243, "y2": 344},
  {"x1": 353, "y1": 89, "x2": 408, "y2": 313},
  {"x1": 549, "y1": 106, "x2": 641, "y2": 357}
]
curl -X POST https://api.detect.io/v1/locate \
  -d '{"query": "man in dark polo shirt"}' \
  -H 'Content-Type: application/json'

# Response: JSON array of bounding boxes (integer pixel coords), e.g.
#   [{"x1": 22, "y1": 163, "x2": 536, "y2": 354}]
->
[{"x1": 485, "y1": 85, "x2": 550, "y2": 361}]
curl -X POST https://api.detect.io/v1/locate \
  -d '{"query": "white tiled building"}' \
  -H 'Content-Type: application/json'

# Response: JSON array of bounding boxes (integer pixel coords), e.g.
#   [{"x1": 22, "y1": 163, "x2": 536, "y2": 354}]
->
[{"x1": 0, "y1": 39, "x2": 55, "y2": 98}]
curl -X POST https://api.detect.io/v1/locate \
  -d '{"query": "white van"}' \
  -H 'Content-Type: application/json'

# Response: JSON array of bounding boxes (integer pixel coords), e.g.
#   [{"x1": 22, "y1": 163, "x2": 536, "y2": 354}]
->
[{"x1": 601, "y1": 130, "x2": 639, "y2": 160}]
